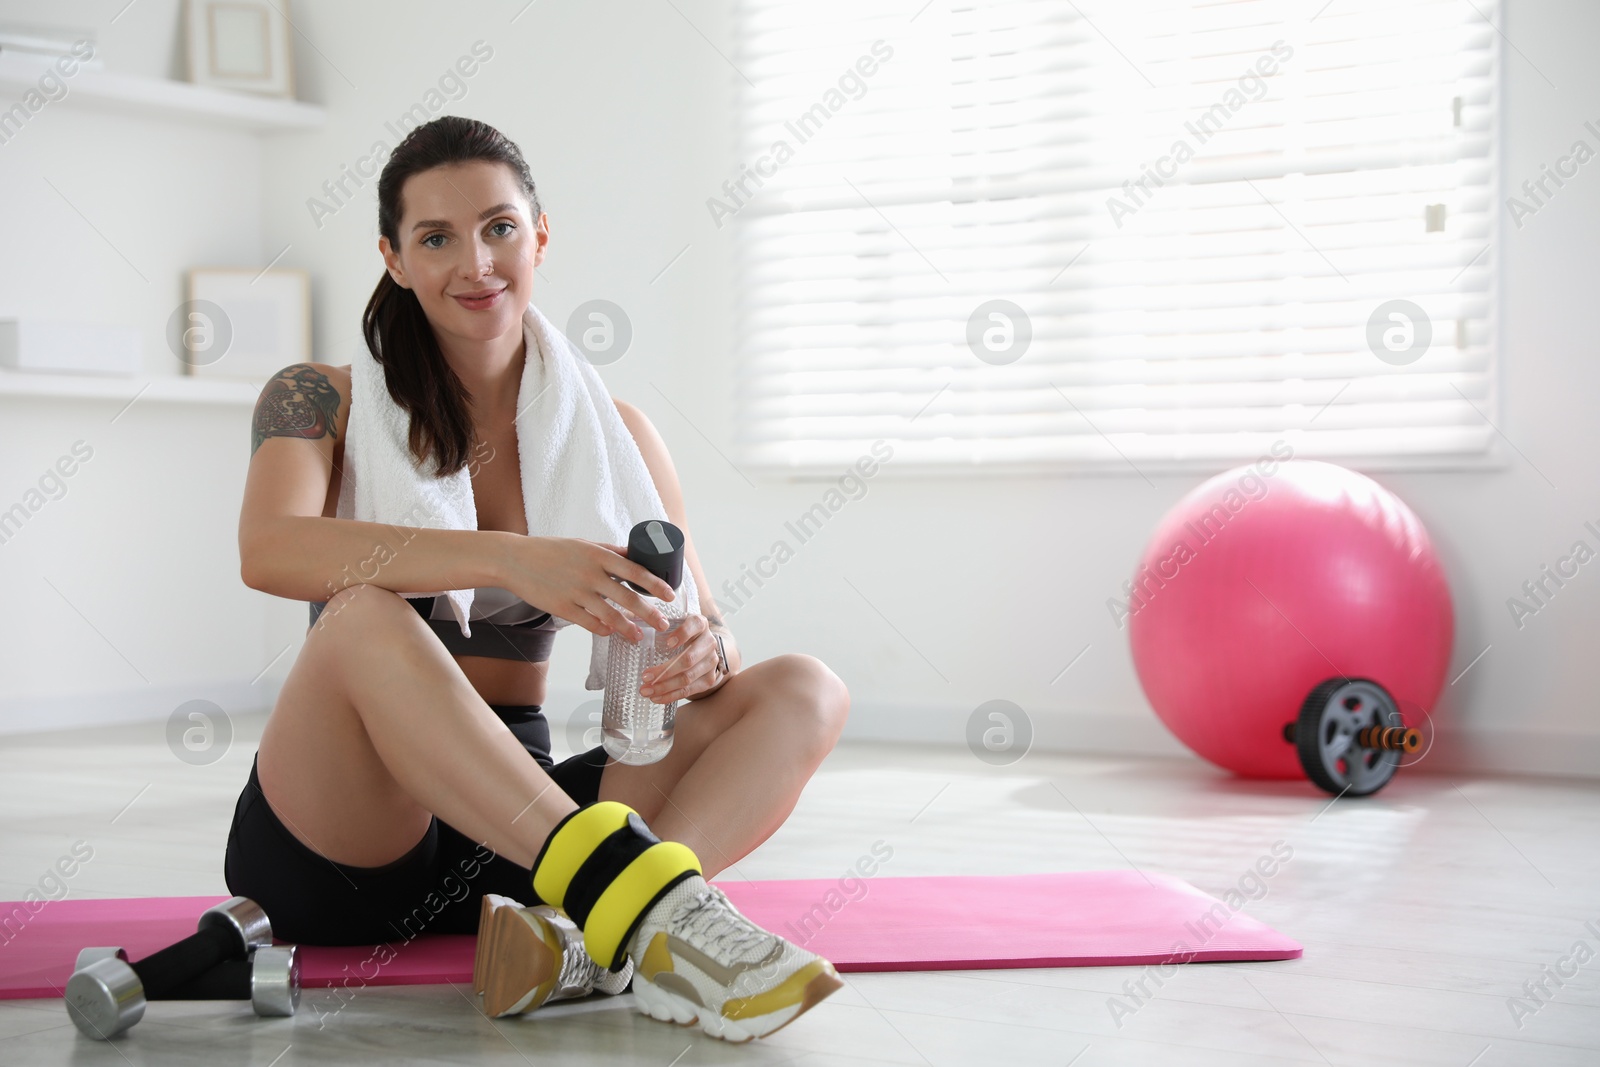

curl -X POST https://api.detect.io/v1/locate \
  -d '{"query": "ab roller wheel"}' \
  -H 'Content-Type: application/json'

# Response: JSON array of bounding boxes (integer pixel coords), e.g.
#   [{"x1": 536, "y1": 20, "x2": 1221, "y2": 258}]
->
[{"x1": 1281, "y1": 678, "x2": 1422, "y2": 797}]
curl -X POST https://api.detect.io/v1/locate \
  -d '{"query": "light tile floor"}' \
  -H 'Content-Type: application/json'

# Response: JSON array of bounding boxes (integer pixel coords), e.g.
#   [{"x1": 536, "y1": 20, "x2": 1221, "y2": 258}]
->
[{"x1": 1, "y1": 712, "x2": 1597, "y2": 1065}]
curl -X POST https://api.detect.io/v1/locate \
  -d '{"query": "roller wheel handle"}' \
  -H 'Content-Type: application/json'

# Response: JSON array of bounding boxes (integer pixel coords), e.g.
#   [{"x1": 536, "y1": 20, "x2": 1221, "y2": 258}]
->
[{"x1": 1358, "y1": 724, "x2": 1422, "y2": 752}]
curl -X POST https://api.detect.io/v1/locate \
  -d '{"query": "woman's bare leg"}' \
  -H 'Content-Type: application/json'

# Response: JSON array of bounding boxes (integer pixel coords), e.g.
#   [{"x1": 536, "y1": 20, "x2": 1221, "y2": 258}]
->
[
  {"x1": 255, "y1": 583, "x2": 576, "y2": 870},
  {"x1": 596, "y1": 654, "x2": 850, "y2": 878}
]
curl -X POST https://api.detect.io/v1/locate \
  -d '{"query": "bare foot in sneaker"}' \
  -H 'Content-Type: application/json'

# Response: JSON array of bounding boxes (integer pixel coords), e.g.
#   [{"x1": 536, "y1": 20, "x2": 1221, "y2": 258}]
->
[{"x1": 625, "y1": 874, "x2": 842, "y2": 1041}]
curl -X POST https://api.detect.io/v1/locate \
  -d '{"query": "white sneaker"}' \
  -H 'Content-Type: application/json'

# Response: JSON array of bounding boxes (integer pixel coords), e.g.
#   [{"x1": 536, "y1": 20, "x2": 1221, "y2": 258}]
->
[
  {"x1": 475, "y1": 894, "x2": 633, "y2": 1017},
  {"x1": 626, "y1": 876, "x2": 843, "y2": 1042}
]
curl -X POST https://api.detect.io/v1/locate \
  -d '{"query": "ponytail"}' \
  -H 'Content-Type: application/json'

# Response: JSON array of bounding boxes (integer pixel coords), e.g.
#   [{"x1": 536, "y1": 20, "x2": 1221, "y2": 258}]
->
[{"x1": 360, "y1": 269, "x2": 475, "y2": 478}]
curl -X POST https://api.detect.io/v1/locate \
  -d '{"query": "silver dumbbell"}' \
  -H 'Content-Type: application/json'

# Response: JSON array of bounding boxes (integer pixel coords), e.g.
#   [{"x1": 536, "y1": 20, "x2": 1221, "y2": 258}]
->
[
  {"x1": 71, "y1": 944, "x2": 299, "y2": 1017},
  {"x1": 65, "y1": 896, "x2": 292, "y2": 1039}
]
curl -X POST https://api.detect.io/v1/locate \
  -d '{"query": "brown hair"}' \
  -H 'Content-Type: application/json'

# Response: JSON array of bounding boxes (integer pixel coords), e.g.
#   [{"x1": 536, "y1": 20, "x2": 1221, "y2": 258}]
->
[{"x1": 362, "y1": 115, "x2": 543, "y2": 478}]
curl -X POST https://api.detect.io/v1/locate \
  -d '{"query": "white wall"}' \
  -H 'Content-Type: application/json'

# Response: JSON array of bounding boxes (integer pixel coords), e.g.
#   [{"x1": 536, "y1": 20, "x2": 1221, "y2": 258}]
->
[
  {"x1": 1, "y1": 1, "x2": 1595, "y2": 778},
  {"x1": 0, "y1": 0, "x2": 274, "y2": 732}
]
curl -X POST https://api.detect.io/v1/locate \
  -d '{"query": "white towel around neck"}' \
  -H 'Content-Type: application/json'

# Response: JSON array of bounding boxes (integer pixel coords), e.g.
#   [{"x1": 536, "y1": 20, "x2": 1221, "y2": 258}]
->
[{"x1": 339, "y1": 298, "x2": 699, "y2": 690}]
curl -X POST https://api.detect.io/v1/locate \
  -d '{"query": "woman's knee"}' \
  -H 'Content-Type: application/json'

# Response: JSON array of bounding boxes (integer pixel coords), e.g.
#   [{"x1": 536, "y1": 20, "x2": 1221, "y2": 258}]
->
[
  {"x1": 761, "y1": 653, "x2": 850, "y2": 747},
  {"x1": 308, "y1": 583, "x2": 413, "y2": 645}
]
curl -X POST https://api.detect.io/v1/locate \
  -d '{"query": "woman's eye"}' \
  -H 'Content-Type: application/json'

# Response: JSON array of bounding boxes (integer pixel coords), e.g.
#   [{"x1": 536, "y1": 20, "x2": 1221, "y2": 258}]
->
[{"x1": 421, "y1": 222, "x2": 512, "y2": 249}]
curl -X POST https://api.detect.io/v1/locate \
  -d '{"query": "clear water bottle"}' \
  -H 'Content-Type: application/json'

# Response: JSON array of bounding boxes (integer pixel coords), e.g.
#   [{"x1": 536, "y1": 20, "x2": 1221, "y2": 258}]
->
[{"x1": 601, "y1": 519, "x2": 688, "y2": 765}]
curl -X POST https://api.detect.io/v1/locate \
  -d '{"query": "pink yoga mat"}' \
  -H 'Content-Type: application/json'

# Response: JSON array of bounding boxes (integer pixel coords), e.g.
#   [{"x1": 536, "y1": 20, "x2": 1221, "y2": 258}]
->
[{"x1": 0, "y1": 872, "x2": 1300, "y2": 1000}]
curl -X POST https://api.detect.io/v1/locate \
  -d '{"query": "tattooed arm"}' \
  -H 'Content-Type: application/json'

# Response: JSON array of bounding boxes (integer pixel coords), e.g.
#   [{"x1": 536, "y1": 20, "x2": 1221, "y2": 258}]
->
[
  {"x1": 251, "y1": 363, "x2": 342, "y2": 456},
  {"x1": 238, "y1": 363, "x2": 511, "y2": 604}
]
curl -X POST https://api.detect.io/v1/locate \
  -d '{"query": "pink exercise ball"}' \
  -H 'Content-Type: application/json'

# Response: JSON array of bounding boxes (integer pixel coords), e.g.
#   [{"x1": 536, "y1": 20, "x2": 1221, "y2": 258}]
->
[{"x1": 1127, "y1": 459, "x2": 1454, "y2": 780}]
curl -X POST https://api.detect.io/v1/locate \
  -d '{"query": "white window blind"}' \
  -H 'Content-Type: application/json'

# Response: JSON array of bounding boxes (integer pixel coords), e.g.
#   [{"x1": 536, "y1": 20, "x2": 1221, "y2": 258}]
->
[{"x1": 728, "y1": 0, "x2": 1499, "y2": 473}]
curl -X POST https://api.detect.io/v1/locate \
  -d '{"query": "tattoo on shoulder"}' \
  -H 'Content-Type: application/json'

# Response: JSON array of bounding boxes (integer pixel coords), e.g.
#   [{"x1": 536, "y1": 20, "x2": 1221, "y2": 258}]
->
[{"x1": 251, "y1": 364, "x2": 342, "y2": 456}]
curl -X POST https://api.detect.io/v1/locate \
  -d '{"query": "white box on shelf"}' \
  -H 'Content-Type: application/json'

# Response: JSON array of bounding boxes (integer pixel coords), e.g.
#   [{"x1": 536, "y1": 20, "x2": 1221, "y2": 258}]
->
[
  {"x1": 182, "y1": 267, "x2": 310, "y2": 379},
  {"x1": 0, "y1": 319, "x2": 141, "y2": 375}
]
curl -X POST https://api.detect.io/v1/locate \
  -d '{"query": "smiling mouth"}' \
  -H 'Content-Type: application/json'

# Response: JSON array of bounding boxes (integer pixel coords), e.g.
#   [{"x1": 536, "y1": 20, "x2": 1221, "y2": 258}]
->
[{"x1": 454, "y1": 289, "x2": 506, "y2": 306}]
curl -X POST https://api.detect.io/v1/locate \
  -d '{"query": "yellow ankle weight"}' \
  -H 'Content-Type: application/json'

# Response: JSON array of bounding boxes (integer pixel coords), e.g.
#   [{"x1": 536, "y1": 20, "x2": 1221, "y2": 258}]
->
[{"x1": 530, "y1": 801, "x2": 701, "y2": 972}]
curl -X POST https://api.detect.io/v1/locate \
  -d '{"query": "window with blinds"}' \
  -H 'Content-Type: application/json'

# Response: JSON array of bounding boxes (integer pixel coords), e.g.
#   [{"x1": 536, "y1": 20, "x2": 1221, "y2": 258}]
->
[{"x1": 727, "y1": 0, "x2": 1499, "y2": 474}]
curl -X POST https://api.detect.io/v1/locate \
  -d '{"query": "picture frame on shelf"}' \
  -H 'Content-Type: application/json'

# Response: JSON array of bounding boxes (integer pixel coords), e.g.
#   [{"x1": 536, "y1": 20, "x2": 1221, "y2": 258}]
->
[
  {"x1": 183, "y1": 0, "x2": 294, "y2": 98},
  {"x1": 180, "y1": 267, "x2": 311, "y2": 380}
]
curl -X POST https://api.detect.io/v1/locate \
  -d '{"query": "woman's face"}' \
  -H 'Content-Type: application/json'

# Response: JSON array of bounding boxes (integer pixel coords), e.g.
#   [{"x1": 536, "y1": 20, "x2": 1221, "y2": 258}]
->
[{"x1": 378, "y1": 160, "x2": 547, "y2": 353}]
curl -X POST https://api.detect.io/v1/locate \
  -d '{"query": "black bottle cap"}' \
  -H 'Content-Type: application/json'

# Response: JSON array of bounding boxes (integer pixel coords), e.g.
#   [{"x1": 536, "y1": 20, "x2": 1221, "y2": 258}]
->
[{"x1": 622, "y1": 519, "x2": 684, "y2": 597}]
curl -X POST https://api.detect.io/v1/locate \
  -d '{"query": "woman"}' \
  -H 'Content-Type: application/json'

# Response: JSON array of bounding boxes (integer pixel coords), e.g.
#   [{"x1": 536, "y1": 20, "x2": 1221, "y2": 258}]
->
[{"x1": 227, "y1": 115, "x2": 850, "y2": 1042}]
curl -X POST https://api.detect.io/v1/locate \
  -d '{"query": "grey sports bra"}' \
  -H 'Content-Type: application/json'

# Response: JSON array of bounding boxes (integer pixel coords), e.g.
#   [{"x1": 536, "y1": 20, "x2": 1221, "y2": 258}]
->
[{"x1": 307, "y1": 587, "x2": 559, "y2": 663}]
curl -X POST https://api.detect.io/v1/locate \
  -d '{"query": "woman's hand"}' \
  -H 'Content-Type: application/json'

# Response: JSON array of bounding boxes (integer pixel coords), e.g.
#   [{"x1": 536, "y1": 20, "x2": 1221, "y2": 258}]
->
[
  {"x1": 640, "y1": 613, "x2": 724, "y2": 704},
  {"x1": 494, "y1": 535, "x2": 677, "y2": 640}
]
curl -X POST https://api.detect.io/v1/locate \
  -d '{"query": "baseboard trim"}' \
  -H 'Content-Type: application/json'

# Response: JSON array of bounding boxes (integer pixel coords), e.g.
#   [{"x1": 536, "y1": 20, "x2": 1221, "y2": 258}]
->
[
  {"x1": 544, "y1": 688, "x2": 1600, "y2": 782},
  {"x1": 6, "y1": 682, "x2": 1596, "y2": 782},
  {"x1": 0, "y1": 681, "x2": 275, "y2": 737}
]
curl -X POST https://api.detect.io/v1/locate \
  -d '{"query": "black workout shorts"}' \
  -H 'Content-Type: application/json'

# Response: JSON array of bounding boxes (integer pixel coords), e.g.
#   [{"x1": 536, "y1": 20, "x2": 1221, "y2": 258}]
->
[{"x1": 223, "y1": 703, "x2": 609, "y2": 946}]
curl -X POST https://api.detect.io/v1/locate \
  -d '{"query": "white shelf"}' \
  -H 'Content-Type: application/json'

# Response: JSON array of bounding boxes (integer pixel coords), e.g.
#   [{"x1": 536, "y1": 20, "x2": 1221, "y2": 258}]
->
[
  {"x1": 0, "y1": 52, "x2": 324, "y2": 131},
  {"x1": 0, "y1": 369, "x2": 260, "y2": 405}
]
